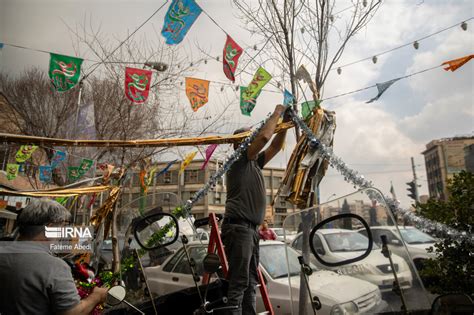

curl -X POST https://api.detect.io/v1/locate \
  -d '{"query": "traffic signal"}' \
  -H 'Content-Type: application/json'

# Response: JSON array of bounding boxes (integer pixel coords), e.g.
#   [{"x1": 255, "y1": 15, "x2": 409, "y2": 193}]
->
[{"x1": 406, "y1": 181, "x2": 417, "y2": 201}]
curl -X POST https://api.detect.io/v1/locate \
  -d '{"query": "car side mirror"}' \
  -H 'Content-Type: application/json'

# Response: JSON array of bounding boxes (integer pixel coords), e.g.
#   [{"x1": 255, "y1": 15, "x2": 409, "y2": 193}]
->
[
  {"x1": 107, "y1": 285, "x2": 126, "y2": 305},
  {"x1": 133, "y1": 213, "x2": 180, "y2": 250}
]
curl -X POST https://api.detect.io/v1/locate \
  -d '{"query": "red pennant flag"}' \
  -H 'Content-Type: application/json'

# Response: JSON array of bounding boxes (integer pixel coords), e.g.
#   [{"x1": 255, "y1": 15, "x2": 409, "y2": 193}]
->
[
  {"x1": 125, "y1": 67, "x2": 152, "y2": 103},
  {"x1": 223, "y1": 35, "x2": 243, "y2": 82},
  {"x1": 442, "y1": 54, "x2": 474, "y2": 72},
  {"x1": 201, "y1": 144, "x2": 218, "y2": 170}
]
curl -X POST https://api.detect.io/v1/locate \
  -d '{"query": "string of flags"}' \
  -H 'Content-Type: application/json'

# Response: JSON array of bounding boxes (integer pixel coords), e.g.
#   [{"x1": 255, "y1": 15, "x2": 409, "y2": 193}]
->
[{"x1": 0, "y1": 2, "x2": 471, "y2": 115}]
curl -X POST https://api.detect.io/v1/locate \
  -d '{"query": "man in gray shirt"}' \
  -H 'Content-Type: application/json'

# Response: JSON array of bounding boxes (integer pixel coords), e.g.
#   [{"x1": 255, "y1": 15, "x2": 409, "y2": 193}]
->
[
  {"x1": 0, "y1": 198, "x2": 107, "y2": 315},
  {"x1": 222, "y1": 104, "x2": 289, "y2": 314}
]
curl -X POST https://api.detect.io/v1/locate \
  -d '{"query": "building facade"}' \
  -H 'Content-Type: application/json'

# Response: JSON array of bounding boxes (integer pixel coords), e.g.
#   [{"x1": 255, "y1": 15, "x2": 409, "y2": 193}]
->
[
  {"x1": 421, "y1": 136, "x2": 474, "y2": 200},
  {"x1": 119, "y1": 159, "x2": 296, "y2": 226}
]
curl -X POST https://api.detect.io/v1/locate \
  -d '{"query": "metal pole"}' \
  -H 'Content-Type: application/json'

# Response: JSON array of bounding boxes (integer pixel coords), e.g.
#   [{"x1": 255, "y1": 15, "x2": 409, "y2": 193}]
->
[{"x1": 411, "y1": 157, "x2": 420, "y2": 203}]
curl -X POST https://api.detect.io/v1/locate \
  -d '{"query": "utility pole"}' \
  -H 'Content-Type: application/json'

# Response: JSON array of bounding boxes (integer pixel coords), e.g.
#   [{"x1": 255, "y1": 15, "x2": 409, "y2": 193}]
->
[{"x1": 410, "y1": 157, "x2": 420, "y2": 203}]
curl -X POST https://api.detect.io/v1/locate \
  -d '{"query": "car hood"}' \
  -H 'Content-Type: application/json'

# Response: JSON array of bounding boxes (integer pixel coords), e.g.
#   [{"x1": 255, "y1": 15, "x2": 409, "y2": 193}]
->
[
  {"x1": 329, "y1": 249, "x2": 406, "y2": 265},
  {"x1": 273, "y1": 270, "x2": 378, "y2": 303}
]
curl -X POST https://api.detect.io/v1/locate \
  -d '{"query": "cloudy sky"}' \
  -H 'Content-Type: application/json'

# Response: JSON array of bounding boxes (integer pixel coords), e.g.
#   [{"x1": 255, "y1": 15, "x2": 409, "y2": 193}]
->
[{"x1": 0, "y1": 0, "x2": 473, "y2": 208}]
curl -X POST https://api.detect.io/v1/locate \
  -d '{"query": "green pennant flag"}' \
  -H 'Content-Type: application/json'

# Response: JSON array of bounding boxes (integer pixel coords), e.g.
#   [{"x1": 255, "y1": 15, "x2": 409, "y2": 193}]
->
[
  {"x1": 6, "y1": 164, "x2": 19, "y2": 180},
  {"x1": 49, "y1": 53, "x2": 83, "y2": 92},
  {"x1": 242, "y1": 67, "x2": 272, "y2": 101},
  {"x1": 240, "y1": 86, "x2": 261, "y2": 116},
  {"x1": 68, "y1": 166, "x2": 81, "y2": 182},
  {"x1": 15, "y1": 145, "x2": 38, "y2": 163},
  {"x1": 78, "y1": 159, "x2": 94, "y2": 176},
  {"x1": 301, "y1": 100, "x2": 322, "y2": 120}
]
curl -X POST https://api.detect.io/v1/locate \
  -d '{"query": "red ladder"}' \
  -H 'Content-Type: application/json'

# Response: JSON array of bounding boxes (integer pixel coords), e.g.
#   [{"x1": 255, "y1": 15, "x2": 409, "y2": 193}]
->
[{"x1": 202, "y1": 213, "x2": 274, "y2": 315}]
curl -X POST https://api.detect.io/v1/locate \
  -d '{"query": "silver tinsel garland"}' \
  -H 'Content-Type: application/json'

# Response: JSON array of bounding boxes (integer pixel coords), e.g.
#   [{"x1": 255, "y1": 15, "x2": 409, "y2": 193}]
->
[
  {"x1": 181, "y1": 115, "x2": 270, "y2": 216},
  {"x1": 288, "y1": 108, "x2": 472, "y2": 243}
]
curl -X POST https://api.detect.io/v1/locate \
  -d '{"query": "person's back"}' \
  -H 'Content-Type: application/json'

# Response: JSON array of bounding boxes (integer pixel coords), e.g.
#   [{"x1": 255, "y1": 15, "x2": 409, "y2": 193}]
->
[{"x1": 0, "y1": 242, "x2": 80, "y2": 315}]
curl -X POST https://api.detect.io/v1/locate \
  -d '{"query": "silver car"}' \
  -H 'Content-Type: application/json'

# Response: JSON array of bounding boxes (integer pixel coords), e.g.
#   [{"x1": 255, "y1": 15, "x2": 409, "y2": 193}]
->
[{"x1": 144, "y1": 240, "x2": 387, "y2": 314}]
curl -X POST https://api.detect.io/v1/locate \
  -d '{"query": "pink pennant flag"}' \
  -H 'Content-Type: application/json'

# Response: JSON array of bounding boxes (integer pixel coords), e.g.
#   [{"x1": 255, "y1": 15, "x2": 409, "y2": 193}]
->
[{"x1": 201, "y1": 144, "x2": 218, "y2": 170}]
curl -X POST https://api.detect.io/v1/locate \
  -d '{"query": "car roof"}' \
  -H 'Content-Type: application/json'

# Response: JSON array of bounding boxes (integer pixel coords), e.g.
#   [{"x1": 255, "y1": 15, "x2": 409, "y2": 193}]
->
[
  {"x1": 178, "y1": 239, "x2": 285, "y2": 246},
  {"x1": 316, "y1": 228, "x2": 357, "y2": 235},
  {"x1": 357, "y1": 226, "x2": 416, "y2": 231}
]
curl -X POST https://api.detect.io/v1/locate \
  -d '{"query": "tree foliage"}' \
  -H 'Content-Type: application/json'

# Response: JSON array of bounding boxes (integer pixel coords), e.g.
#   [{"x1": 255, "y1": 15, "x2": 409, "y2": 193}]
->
[{"x1": 418, "y1": 171, "x2": 474, "y2": 296}]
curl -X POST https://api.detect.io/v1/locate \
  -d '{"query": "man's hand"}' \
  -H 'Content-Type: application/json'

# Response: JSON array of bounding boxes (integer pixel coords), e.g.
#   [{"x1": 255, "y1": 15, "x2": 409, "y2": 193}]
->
[
  {"x1": 60, "y1": 287, "x2": 108, "y2": 315},
  {"x1": 90, "y1": 286, "x2": 108, "y2": 304},
  {"x1": 274, "y1": 104, "x2": 286, "y2": 117}
]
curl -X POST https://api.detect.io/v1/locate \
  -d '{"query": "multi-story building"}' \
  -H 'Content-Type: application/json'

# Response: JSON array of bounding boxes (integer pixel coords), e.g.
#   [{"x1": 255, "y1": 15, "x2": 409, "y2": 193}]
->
[
  {"x1": 421, "y1": 136, "x2": 474, "y2": 200},
  {"x1": 119, "y1": 159, "x2": 296, "y2": 226}
]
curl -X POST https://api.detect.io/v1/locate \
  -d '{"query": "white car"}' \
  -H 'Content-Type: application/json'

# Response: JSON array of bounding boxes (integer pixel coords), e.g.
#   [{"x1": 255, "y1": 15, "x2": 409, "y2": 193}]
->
[
  {"x1": 358, "y1": 226, "x2": 437, "y2": 270},
  {"x1": 291, "y1": 229, "x2": 413, "y2": 292},
  {"x1": 271, "y1": 227, "x2": 297, "y2": 243},
  {"x1": 145, "y1": 240, "x2": 387, "y2": 314}
]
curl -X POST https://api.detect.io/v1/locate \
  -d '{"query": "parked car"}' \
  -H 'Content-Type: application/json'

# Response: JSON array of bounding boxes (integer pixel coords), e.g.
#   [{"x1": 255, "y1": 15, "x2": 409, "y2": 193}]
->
[
  {"x1": 291, "y1": 229, "x2": 413, "y2": 292},
  {"x1": 270, "y1": 227, "x2": 297, "y2": 243},
  {"x1": 358, "y1": 226, "x2": 437, "y2": 270},
  {"x1": 145, "y1": 240, "x2": 387, "y2": 314}
]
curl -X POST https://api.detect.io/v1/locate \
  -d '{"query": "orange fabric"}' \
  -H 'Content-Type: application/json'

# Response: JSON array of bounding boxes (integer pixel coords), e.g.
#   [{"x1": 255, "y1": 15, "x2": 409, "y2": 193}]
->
[
  {"x1": 185, "y1": 77, "x2": 210, "y2": 112},
  {"x1": 442, "y1": 54, "x2": 474, "y2": 72},
  {"x1": 139, "y1": 169, "x2": 147, "y2": 193}
]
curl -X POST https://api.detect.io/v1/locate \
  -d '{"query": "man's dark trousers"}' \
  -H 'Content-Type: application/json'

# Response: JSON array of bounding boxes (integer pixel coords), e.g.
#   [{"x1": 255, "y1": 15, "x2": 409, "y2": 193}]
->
[{"x1": 221, "y1": 222, "x2": 260, "y2": 315}]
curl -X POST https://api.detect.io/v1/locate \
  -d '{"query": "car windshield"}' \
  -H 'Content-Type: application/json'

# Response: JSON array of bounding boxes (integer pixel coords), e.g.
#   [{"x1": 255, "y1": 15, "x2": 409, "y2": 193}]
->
[
  {"x1": 323, "y1": 232, "x2": 373, "y2": 252},
  {"x1": 399, "y1": 228, "x2": 436, "y2": 244},
  {"x1": 259, "y1": 244, "x2": 316, "y2": 279}
]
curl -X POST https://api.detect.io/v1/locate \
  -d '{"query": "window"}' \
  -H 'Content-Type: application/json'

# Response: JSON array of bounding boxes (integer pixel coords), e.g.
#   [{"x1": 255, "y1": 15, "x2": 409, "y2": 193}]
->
[
  {"x1": 172, "y1": 246, "x2": 208, "y2": 275},
  {"x1": 272, "y1": 176, "x2": 282, "y2": 187},
  {"x1": 279, "y1": 197, "x2": 286, "y2": 208},
  {"x1": 266, "y1": 195, "x2": 272, "y2": 204},
  {"x1": 264, "y1": 176, "x2": 271, "y2": 187},
  {"x1": 162, "y1": 249, "x2": 184, "y2": 272},
  {"x1": 131, "y1": 172, "x2": 140, "y2": 187},
  {"x1": 185, "y1": 170, "x2": 202, "y2": 183},
  {"x1": 275, "y1": 208, "x2": 286, "y2": 214}
]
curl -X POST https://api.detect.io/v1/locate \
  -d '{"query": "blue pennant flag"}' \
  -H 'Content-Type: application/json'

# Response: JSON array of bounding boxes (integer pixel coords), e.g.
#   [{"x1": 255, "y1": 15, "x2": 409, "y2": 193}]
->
[
  {"x1": 0, "y1": 43, "x2": 4, "y2": 49},
  {"x1": 366, "y1": 78, "x2": 401, "y2": 103},
  {"x1": 161, "y1": 0, "x2": 202, "y2": 45},
  {"x1": 283, "y1": 89, "x2": 294, "y2": 106},
  {"x1": 156, "y1": 159, "x2": 178, "y2": 177}
]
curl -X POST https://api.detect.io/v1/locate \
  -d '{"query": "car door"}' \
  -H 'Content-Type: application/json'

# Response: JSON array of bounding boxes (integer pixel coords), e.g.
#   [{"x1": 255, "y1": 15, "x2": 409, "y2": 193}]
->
[{"x1": 159, "y1": 245, "x2": 208, "y2": 294}]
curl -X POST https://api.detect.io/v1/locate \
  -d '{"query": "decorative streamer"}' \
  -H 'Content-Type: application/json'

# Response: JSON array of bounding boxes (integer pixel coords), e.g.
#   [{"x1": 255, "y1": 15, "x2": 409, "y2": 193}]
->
[
  {"x1": 146, "y1": 166, "x2": 160, "y2": 186},
  {"x1": 156, "y1": 159, "x2": 178, "y2": 178},
  {"x1": 179, "y1": 151, "x2": 197, "y2": 175},
  {"x1": 0, "y1": 43, "x2": 3, "y2": 49},
  {"x1": 124, "y1": 67, "x2": 152, "y2": 104},
  {"x1": 242, "y1": 67, "x2": 272, "y2": 101},
  {"x1": 39, "y1": 165, "x2": 53, "y2": 183},
  {"x1": 185, "y1": 77, "x2": 210, "y2": 112},
  {"x1": 287, "y1": 108, "x2": 473, "y2": 243},
  {"x1": 223, "y1": 35, "x2": 243, "y2": 82},
  {"x1": 201, "y1": 144, "x2": 218, "y2": 170},
  {"x1": 78, "y1": 159, "x2": 94, "y2": 176},
  {"x1": 283, "y1": 89, "x2": 294, "y2": 107},
  {"x1": 240, "y1": 86, "x2": 260, "y2": 116},
  {"x1": 161, "y1": 0, "x2": 202, "y2": 45},
  {"x1": 139, "y1": 170, "x2": 147, "y2": 193},
  {"x1": 15, "y1": 145, "x2": 38, "y2": 163},
  {"x1": 51, "y1": 150, "x2": 67, "y2": 169},
  {"x1": 366, "y1": 78, "x2": 400, "y2": 103},
  {"x1": 6, "y1": 164, "x2": 19, "y2": 180},
  {"x1": 48, "y1": 53, "x2": 83, "y2": 92},
  {"x1": 442, "y1": 54, "x2": 474, "y2": 72}
]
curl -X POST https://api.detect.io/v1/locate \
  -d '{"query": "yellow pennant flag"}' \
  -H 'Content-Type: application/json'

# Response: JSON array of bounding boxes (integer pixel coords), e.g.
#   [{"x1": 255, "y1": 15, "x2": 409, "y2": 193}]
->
[
  {"x1": 185, "y1": 77, "x2": 210, "y2": 112},
  {"x1": 179, "y1": 151, "x2": 197, "y2": 175}
]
